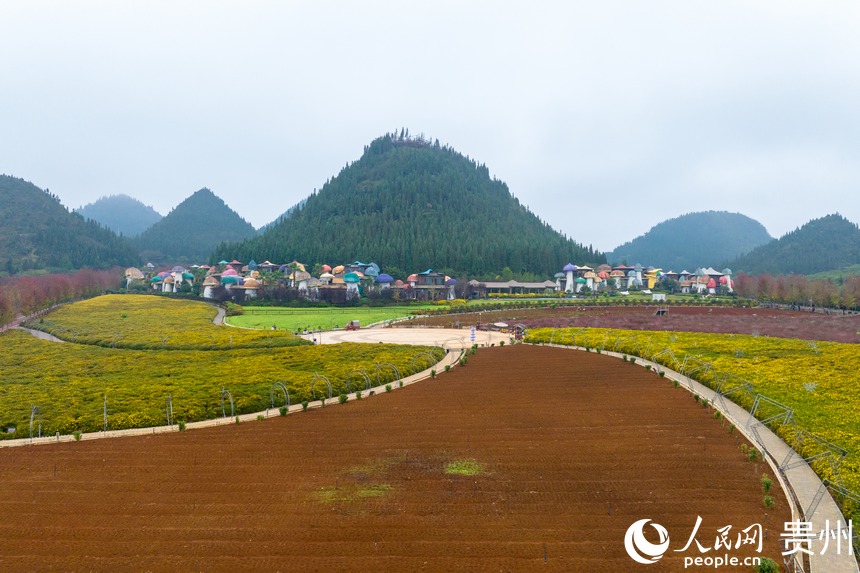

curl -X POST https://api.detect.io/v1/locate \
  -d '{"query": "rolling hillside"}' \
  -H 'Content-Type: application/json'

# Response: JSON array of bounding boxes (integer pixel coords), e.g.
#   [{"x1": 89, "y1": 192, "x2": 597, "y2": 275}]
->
[
  {"x1": 0, "y1": 175, "x2": 139, "y2": 274},
  {"x1": 214, "y1": 133, "x2": 602, "y2": 276},
  {"x1": 76, "y1": 194, "x2": 162, "y2": 237},
  {"x1": 729, "y1": 214, "x2": 860, "y2": 275},
  {"x1": 134, "y1": 188, "x2": 256, "y2": 263},
  {"x1": 608, "y1": 211, "x2": 772, "y2": 270}
]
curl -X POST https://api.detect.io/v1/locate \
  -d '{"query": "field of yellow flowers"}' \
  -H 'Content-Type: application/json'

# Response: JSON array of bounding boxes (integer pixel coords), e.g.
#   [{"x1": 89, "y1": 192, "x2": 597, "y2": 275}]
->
[
  {"x1": 24, "y1": 294, "x2": 307, "y2": 350},
  {"x1": 0, "y1": 327, "x2": 442, "y2": 439},
  {"x1": 526, "y1": 327, "x2": 860, "y2": 522}
]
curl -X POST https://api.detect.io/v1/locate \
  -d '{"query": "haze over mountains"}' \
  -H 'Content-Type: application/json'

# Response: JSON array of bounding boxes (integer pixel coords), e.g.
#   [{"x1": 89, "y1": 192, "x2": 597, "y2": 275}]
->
[
  {"x1": 76, "y1": 195, "x2": 162, "y2": 237},
  {"x1": 2, "y1": 133, "x2": 858, "y2": 278},
  {"x1": 608, "y1": 211, "x2": 773, "y2": 271},
  {"x1": 0, "y1": 175, "x2": 139, "y2": 273}
]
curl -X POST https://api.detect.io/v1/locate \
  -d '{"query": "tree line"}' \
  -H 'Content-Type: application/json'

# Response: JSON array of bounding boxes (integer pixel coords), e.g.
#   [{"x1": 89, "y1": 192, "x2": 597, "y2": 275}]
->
[{"x1": 0, "y1": 269, "x2": 122, "y2": 326}]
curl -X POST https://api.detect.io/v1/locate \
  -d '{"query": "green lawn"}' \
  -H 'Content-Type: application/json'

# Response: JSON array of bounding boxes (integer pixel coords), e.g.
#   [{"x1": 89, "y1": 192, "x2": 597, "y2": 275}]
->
[{"x1": 227, "y1": 305, "x2": 438, "y2": 332}]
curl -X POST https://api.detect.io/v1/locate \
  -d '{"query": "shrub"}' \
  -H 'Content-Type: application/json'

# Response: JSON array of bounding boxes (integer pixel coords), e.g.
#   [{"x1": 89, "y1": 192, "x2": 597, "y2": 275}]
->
[
  {"x1": 178, "y1": 420, "x2": 186, "y2": 431},
  {"x1": 235, "y1": 416, "x2": 241, "y2": 424},
  {"x1": 500, "y1": 340, "x2": 505, "y2": 347},
  {"x1": 629, "y1": 357, "x2": 636, "y2": 363},
  {"x1": 431, "y1": 369, "x2": 436, "y2": 379},
  {"x1": 713, "y1": 410, "x2": 721, "y2": 420},
  {"x1": 72, "y1": 430, "x2": 82, "y2": 441},
  {"x1": 755, "y1": 557, "x2": 779, "y2": 573},
  {"x1": 763, "y1": 495, "x2": 775, "y2": 508},
  {"x1": 279, "y1": 406, "x2": 287, "y2": 416},
  {"x1": 694, "y1": 394, "x2": 700, "y2": 403},
  {"x1": 761, "y1": 474, "x2": 773, "y2": 494},
  {"x1": 338, "y1": 393, "x2": 348, "y2": 404},
  {"x1": 622, "y1": 354, "x2": 627, "y2": 361},
  {"x1": 459, "y1": 356, "x2": 468, "y2": 366},
  {"x1": 673, "y1": 379, "x2": 680, "y2": 388},
  {"x1": 301, "y1": 400, "x2": 309, "y2": 411},
  {"x1": 256, "y1": 414, "x2": 265, "y2": 421},
  {"x1": 748, "y1": 448, "x2": 759, "y2": 462},
  {"x1": 740, "y1": 443, "x2": 748, "y2": 455},
  {"x1": 728, "y1": 423, "x2": 735, "y2": 434},
  {"x1": 355, "y1": 390, "x2": 362, "y2": 400},
  {"x1": 658, "y1": 371, "x2": 665, "y2": 378},
  {"x1": 385, "y1": 384, "x2": 392, "y2": 393},
  {"x1": 470, "y1": 347, "x2": 476, "y2": 355},
  {"x1": 444, "y1": 364, "x2": 450, "y2": 372},
  {"x1": 645, "y1": 364, "x2": 651, "y2": 370},
  {"x1": 398, "y1": 380, "x2": 403, "y2": 388}
]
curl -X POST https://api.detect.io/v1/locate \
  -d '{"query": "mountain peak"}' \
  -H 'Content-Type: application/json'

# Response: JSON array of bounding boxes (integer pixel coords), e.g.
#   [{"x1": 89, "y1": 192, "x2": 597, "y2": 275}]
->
[
  {"x1": 608, "y1": 211, "x2": 772, "y2": 270},
  {"x1": 213, "y1": 132, "x2": 602, "y2": 275}
]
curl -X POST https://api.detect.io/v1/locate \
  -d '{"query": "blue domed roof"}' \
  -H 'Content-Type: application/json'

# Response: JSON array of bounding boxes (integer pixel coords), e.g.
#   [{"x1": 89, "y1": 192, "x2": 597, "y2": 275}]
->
[
  {"x1": 376, "y1": 273, "x2": 394, "y2": 283},
  {"x1": 563, "y1": 263, "x2": 577, "y2": 272}
]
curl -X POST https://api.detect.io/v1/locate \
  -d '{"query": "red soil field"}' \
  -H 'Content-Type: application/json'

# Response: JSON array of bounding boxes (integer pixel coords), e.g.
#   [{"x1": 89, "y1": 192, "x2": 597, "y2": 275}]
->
[
  {"x1": 411, "y1": 305, "x2": 860, "y2": 343},
  {"x1": 0, "y1": 346, "x2": 790, "y2": 572}
]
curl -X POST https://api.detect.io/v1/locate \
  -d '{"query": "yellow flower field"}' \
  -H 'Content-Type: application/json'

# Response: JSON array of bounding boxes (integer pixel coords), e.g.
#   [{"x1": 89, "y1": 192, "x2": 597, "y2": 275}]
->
[
  {"x1": 0, "y1": 328, "x2": 442, "y2": 438},
  {"x1": 525, "y1": 327, "x2": 860, "y2": 522},
  {"x1": 25, "y1": 294, "x2": 307, "y2": 349}
]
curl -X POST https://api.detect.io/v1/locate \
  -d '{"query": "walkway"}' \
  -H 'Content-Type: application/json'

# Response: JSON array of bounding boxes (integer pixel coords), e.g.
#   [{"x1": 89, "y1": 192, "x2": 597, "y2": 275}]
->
[{"x1": 0, "y1": 330, "x2": 471, "y2": 448}]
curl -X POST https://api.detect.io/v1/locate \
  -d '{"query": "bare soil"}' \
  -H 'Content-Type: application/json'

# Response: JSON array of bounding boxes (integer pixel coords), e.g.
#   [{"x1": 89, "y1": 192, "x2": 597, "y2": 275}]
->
[
  {"x1": 0, "y1": 346, "x2": 790, "y2": 572},
  {"x1": 411, "y1": 305, "x2": 860, "y2": 343}
]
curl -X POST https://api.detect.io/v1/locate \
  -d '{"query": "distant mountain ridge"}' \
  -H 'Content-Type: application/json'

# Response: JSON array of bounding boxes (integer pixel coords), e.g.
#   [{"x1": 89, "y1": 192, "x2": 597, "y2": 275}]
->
[
  {"x1": 0, "y1": 175, "x2": 139, "y2": 273},
  {"x1": 135, "y1": 188, "x2": 256, "y2": 263},
  {"x1": 728, "y1": 214, "x2": 860, "y2": 275},
  {"x1": 76, "y1": 194, "x2": 162, "y2": 237},
  {"x1": 213, "y1": 133, "x2": 602, "y2": 276},
  {"x1": 608, "y1": 211, "x2": 772, "y2": 271}
]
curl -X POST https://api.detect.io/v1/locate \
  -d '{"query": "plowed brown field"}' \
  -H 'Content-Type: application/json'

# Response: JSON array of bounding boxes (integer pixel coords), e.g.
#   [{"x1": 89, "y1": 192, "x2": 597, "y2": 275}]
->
[
  {"x1": 411, "y1": 305, "x2": 860, "y2": 343},
  {"x1": 0, "y1": 346, "x2": 790, "y2": 572}
]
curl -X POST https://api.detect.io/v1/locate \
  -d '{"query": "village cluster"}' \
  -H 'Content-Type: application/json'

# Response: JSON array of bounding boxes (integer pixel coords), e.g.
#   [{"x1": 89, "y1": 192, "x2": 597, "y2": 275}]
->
[{"x1": 125, "y1": 259, "x2": 735, "y2": 301}]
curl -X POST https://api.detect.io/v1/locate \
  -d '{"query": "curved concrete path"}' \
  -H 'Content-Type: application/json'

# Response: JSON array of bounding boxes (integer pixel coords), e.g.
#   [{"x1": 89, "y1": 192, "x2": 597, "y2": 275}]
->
[
  {"x1": 0, "y1": 329, "x2": 478, "y2": 449},
  {"x1": 15, "y1": 326, "x2": 65, "y2": 343},
  {"x1": 539, "y1": 342, "x2": 858, "y2": 573}
]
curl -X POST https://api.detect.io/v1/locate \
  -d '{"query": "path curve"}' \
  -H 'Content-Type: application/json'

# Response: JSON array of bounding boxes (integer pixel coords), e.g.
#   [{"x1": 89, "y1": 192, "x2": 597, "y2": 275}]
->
[
  {"x1": 539, "y1": 342, "x2": 859, "y2": 573},
  {"x1": 15, "y1": 326, "x2": 65, "y2": 343}
]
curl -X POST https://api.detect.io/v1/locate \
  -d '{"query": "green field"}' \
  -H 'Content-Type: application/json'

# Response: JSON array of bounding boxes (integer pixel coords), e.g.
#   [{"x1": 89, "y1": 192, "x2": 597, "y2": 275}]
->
[{"x1": 227, "y1": 305, "x2": 438, "y2": 332}]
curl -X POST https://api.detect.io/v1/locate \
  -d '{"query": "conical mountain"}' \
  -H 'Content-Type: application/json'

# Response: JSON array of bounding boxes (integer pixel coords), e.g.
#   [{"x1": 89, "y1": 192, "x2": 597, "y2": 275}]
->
[
  {"x1": 76, "y1": 194, "x2": 162, "y2": 237},
  {"x1": 135, "y1": 188, "x2": 256, "y2": 263},
  {"x1": 0, "y1": 174, "x2": 139, "y2": 273},
  {"x1": 728, "y1": 214, "x2": 860, "y2": 275},
  {"x1": 608, "y1": 211, "x2": 772, "y2": 270},
  {"x1": 213, "y1": 133, "x2": 602, "y2": 276}
]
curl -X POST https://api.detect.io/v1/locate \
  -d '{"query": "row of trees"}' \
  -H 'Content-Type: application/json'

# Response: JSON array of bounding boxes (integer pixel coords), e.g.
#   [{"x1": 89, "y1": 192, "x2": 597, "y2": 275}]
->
[
  {"x1": 0, "y1": 269, "x2": 122, "y2": 325},
  {"x1": 734, "y1": 273, "x2": 860, "y2": 310}
]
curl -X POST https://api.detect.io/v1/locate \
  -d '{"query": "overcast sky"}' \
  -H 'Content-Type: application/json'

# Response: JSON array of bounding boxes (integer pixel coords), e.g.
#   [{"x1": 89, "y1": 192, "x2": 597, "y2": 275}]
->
[{"x1": 2, "y1": 1, "x2": 859, "y2": 252}]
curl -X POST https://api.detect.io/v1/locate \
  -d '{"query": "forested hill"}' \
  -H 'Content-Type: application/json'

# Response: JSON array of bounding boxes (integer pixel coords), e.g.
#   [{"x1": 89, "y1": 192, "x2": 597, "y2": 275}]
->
[
  {"x1": 213, "y1": 133, "x2": 602, "y2": 276},
  {"x1": 135, "y1": 188, "x2": 256, "y2": 263},
  {"x1": 76, "y1": 194, "x2": 162, "y2": 237},
  {"x1": 608, "y1": 211, "x2": 772, "y2": 270},
  {"x1": 0, "y1": 175, "x2": 139, "y2": 273},
  {"x1": 728, "y1": 214, "x2": 860, "y2": 275}
]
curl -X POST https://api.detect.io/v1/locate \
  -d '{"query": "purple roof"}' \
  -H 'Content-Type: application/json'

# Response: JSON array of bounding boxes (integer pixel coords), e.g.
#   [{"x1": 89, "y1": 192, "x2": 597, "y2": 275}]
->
[
  {"x1": 562, "y1": 263, "x2": 577, "y2": 272},
  {"x1": 376, "y1": 273, "x2": 394, "y2": 283},
  {"x1": 445, "y1": 278, "x2": 458, "y2": 285}
]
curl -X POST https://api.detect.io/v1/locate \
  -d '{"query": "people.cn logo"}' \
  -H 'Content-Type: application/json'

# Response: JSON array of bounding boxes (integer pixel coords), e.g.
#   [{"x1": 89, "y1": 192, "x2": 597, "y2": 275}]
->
[{"x1": 624, "y1": 519, "x2": 671, "y2": 565}]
